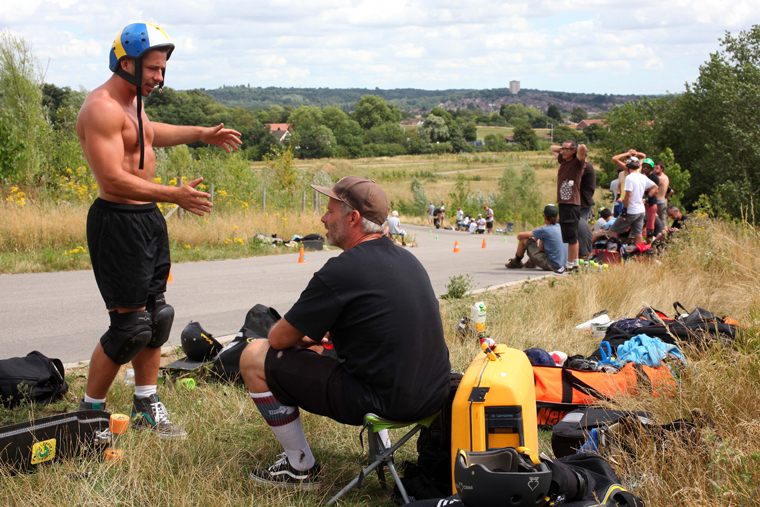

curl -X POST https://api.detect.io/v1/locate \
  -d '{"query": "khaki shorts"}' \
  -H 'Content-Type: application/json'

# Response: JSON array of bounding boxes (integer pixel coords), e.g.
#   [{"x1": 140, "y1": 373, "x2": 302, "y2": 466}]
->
[{"x1": 525, "y1": 238, "x2": 559, "y2": 271}]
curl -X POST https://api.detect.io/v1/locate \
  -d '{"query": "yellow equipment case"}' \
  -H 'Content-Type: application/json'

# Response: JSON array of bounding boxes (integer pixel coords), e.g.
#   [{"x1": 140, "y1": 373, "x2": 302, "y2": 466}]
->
[{"x1": 451, "y1": 345, "x2": 538, "y2": 493}]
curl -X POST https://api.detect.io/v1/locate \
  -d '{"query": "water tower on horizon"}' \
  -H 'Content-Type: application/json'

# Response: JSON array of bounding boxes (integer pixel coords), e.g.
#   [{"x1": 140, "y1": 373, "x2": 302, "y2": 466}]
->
[{"x1": 509, "y1": 80, "x2": 520, "y2": 94}]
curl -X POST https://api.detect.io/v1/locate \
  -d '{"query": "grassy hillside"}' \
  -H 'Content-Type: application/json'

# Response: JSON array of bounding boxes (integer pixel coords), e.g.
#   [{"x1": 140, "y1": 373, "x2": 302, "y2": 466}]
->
[{"x1": 0, "y1": 216, "x2": 758, "y2": 507}]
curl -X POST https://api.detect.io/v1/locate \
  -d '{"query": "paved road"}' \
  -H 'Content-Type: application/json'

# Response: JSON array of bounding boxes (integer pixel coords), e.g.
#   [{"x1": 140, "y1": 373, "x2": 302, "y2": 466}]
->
[{"x1": 0, "y1": 224, "x2": 541, "y2": 362}]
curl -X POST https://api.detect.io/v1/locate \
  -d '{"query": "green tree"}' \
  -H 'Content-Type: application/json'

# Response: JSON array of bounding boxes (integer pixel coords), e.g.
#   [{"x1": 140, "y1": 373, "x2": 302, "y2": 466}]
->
[
  {"x1": 583, "y1": 123, "x2": 608, "y2": 143},
  {"x1": 352, "y1": 95, "x2": 397, "y2": 130},
  {"x1": 570, "y1": 107, "x2": 588, "y2": 123},
  {"x1": 420, "y1": 114, "x2": 449, "y2": 143},
  {"x1": 333, "y1": 119, "x2": 364, "y2": 157},
  {"x1": 410, "y1": 177, "x2": 429, "y2": 216},
  {"x1": 513, "y1": 124, "x2": 539, "y2": 151},
  {"x1": 496, "y1": 166, "x2": 520, "y2": 219},
  {"x1": 547, "y1": 104, "x2": 562, "y2": 123},
  {"x1": 553, "y1": 125, "x2": 588, "y2": 145},
  {"x1": 659, "y1": 26, "x2": 760, "y2": 217},
  {"x1": 0, "y1": 31, "x2": 52, "y2": 183},
  {"x1": 448, "y1": 172, "x2": 472, "y2": 209},
  {"x1": 287, "y1": 105, "x2": 323, "y2": 130},
  {"x1": 295, "y1": 125, "x2": 336, "y2": 159},
  {"x1": 462, "y1": 121, "x2": 478, "y2": 142},
  {"x1": 484, "y1": 133, "x2": 509, "y2": 152},
  {"x1": 264, "y1": 145, "x2": 298, "y2": 189},
  {"x1": 656, "y1": 148, "x2": 690, "y2": 210},
  {"x1": 516, "y1": 164, "x2": 542, "y2": 224},
  {"x1": 0, "y1": 111, "x2": 25, "y2": 178},
  {"x1": 321, "y1": 105, "x2": 350, "y2": 131}
]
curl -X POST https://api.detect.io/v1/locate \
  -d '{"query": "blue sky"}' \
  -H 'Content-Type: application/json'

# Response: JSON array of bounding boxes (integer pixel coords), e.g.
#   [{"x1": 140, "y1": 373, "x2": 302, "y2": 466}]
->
[{"x1": 2, "y1": 0, "x2": 758, "y2": 96}]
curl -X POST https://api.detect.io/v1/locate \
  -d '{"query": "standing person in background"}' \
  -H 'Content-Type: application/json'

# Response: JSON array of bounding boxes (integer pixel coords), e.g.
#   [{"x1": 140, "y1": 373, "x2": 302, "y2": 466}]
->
[
  {"x1": 654, "y1": 162, "x2": 673, "y2": 225},
  {"x1": 456, "y1": 207, "x2": 464, "y2": 230},
  {"x1": 610, "y1": 168, "x2": 623, "y2": 217},
  {"x1": 608, "y1": 152, "x2": 657, "y2": 244},
  {"x1": 428, "y1": 201, "x2": 434, "y2": 225},
  {"x1": 641, "y1": 159, "x2": 660, "y2": 241},
  {"x1": 579, "y1": 161, "x2": 596, "y2": 222},
  {"x1": 75, "y1": 22, "x2": 242, "y2": 436},
  {"x1": 483, "y1": 205, "x2": 495, "y2": 234},
  {"x1": 439, "y1": 201, "x2": 446, "y2": 228},
  {"x1": 550, "y1": 141, "x2": 588, "y2": 273}
]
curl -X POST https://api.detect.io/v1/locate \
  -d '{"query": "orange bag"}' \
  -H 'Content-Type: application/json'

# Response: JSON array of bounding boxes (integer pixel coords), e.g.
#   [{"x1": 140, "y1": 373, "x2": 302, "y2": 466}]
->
[{"x1": 533, "y1": 363, "x2": 676, "y2": 427}]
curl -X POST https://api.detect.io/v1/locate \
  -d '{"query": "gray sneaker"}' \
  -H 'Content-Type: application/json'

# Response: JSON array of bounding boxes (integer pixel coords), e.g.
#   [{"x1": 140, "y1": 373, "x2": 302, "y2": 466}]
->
[
  {"x1": 131, "y1": 393, "x2": 187, "y2": 440},
  {"x1": 78, "y1": 399, "x2": 107, "y2": 411}
]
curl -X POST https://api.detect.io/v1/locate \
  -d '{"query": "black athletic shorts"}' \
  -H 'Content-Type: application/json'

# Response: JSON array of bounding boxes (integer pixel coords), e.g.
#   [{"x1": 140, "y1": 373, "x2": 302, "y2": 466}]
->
[
  {"x1": 486, "y1": 221, "x2": 493, "y2": 230},
  {"x1": 558, "y1": 203, "x2": 580, "y2": 244},
  {"x1": 87, "y1": 198, "x2": 171, "y2": 309},
  {"x1": 265, "y1": 346, "x2": 381, "y2": 426}
]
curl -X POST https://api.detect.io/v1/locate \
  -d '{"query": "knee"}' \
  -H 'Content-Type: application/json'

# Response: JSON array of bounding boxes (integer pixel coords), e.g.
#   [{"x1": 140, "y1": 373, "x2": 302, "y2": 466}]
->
[
  {"x1": 240, "y1": 339, "x2": 270, "y2": 380},
  {"x1": 100, "y1": 310, "x2": 153, "y2": 365},
  {"x1": 146, "y1": 294, "x2": 174, "y2": 348}
]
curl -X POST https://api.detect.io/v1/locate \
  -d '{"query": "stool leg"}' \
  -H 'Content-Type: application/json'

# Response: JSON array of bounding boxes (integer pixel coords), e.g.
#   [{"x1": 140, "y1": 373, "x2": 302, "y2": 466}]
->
[{"x1": 387, "y1": 461, "x2": 410, "y2": 505}]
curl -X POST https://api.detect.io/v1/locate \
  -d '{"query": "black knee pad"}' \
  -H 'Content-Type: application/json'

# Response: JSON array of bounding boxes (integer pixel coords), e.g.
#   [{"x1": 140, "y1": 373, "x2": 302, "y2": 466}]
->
[
  {"x1": 147, "y1": 293, "x2": 174, "y2": 348},
  {"x1": 100, "y1": 311, "x2": 153, "y2": 365}
]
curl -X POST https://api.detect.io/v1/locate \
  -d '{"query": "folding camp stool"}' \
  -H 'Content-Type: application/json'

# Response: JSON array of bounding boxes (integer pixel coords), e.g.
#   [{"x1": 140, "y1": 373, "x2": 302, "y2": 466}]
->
[{"x1": 327, "y1": 411, "x2": 439, "y2": 505}]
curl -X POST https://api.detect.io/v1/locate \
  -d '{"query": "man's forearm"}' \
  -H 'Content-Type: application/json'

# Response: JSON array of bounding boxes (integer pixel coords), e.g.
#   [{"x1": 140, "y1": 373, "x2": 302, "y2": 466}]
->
[
  {"x1": 152, "y1": 123, "x2": 205, "y2": 148},
  {"x1": 100, "y1": 169, "x2": 180, "y2": 203}
]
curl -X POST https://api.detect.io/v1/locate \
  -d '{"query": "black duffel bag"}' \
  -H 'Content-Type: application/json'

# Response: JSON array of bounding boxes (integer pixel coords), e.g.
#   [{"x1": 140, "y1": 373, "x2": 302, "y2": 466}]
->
[{"x1": 0, "y1": 351, "x2": 69, "y2": 407}]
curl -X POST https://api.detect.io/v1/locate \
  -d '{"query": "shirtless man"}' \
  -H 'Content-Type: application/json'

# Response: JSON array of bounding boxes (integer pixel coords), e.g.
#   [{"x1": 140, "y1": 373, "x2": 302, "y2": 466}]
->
[
  {"x1": 654, "y1": 162, "x2": 673, "y2": 225},
  {"x1": 76, "y1": 23, "x2": 241, "y2": 438}
]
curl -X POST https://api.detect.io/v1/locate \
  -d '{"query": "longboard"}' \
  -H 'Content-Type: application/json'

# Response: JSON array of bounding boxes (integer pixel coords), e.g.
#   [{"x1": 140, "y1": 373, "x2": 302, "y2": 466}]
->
[{"x1": 0, "y1": 410, "x2": 110, "y2": 472}]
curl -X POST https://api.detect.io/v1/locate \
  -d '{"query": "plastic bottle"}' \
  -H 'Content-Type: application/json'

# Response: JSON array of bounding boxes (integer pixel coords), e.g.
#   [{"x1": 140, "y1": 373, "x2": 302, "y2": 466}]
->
[
  {"x1": 469, "y1": 301, "x2": 487, "y2": 337},
  {"x1": 124, "y1": 369, "x2": 135, "y2": 386}
]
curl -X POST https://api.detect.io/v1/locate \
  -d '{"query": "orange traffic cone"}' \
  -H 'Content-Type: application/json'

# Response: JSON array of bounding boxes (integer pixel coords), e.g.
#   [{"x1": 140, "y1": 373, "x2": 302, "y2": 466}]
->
[
  {"x1": 298, "y1": 247, "x2": 306, "y2": 263},
  {"x1": 167, "y1": 270, "x2": 174, "y2": 282},
  {"x1": 481, "y1": 238, "x2": 487, "y2": 249},
  {"x1": 453, "y1": 241, "x2": 460, "y2": 253}
]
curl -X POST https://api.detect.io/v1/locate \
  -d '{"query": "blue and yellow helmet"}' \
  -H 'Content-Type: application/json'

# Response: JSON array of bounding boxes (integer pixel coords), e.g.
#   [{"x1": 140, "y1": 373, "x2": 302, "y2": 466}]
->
[
  {"x1": 109, "y1": 22, "x2": 174, "y2": 76},
  {"x1": 108, "y1": 23, "x2": 174, "y2": 170}
]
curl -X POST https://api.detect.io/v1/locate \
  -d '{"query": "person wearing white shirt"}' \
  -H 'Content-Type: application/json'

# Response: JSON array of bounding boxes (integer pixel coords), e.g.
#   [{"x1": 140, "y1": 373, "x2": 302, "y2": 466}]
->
[{"x1": 608, "y1": 151, "x2": 657, "y2": 244}]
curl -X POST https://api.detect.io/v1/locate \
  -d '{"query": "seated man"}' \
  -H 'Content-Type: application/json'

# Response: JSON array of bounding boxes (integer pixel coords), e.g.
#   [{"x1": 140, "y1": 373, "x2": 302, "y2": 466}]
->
[
  {"x1": 593, "y1": 208, "x2": 612, "y2": 232},
  {"x1": 468, "y1": 217, "x2": 478, "y2": 234},
  {"x1": 667, "y1": 205, "x2": 688, "y2": 232},
  {"x1": 476, "y1": 214, "x2": 486, "y2": 234},
  {"x1": 387, "y1": 210, "x2": 407, "y2": 246},
  {"x1": 240, "y1": 176, "x2": 451, "y2": 490},
  {"x1": 505, "y1": 204, "x2": 567, "y2": 272}
]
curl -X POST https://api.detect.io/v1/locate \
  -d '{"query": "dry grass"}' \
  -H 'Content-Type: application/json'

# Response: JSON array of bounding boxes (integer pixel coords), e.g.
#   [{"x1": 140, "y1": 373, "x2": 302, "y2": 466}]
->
[{"x1": 1, "y1": 216, "x2": 759, "y2": 506}]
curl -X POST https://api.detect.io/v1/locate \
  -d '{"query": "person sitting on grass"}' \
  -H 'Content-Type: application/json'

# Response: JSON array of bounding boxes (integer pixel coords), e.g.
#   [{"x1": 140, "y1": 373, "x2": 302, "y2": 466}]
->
[
  {"x1": 505, "y1": 204, "x2": 568, "y2": 273},
  {"x1": 239, "y1": 177, "x2": 450, "y2": 491},
  {"x1": 468, "y1": 217, "x2": 478, "y2": 234},
  {"x1": 476, "y1": 214, "x2": 486, "y2": 234},
  {"x1": 387, "y1": 210, "x2": 407, "y2": 246},
  {"x1": 462, "y1": 215, "x2": 471, "y2": 231},
  {"x1": 593, "y1": 208, "x2": 613, "y2": 232}
]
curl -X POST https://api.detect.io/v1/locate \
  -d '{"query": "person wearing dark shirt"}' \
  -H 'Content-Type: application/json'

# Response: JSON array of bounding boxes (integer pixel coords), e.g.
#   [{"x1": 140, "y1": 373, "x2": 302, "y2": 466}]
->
[
  {"x1": 240, "y1": 176, "x2": 451, "y2": 490},
  {"x1": 550, "y1": 140, "x2": 588, "y2": 272},
  {"x1": 579, "y1": 161, "x2": 596, "y2": 222},
  {"x1": 667, "y1": 205, "x2": 688, "y2": 231},
  {"x1": 641, "y1": 159, "x2": 660, "y2": 240}
]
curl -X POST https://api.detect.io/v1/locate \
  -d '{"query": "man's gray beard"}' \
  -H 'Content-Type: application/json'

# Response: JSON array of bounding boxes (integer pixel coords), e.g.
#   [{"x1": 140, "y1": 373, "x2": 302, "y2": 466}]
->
[{"x1": 326, "y1": 218, "x2": 347, "y2": 248}]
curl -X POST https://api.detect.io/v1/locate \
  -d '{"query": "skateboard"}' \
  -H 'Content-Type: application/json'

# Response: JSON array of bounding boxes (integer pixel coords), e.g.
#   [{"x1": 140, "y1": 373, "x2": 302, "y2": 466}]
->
[{"x1": 0, "y1": 410, "x2": 111, "y2": 472}]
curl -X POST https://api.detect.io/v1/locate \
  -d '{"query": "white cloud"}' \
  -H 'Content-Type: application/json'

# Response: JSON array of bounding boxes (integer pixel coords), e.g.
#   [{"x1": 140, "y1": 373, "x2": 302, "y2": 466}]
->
[{"x1": 1, "y1": 0, "x2": 759, "y2": 94}]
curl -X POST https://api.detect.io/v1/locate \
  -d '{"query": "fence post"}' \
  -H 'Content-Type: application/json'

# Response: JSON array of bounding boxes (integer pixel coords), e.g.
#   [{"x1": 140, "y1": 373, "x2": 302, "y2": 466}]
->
[
  {"x1": 262, "y1": 187, "x2": 266, "y2": 213},
  {"x1": 178, "y1": 177, "x2": 184, "y2": 219},
  {"x1": 302, "y1": 190, "x2": 306, "y2": 214},
  {"x1": 210, "y1": 183, "x2": 214, "y2": 205}
]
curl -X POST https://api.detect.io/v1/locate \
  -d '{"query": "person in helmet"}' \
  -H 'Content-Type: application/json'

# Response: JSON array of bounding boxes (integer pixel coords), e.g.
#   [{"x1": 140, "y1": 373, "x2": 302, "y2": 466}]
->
[{"x1": 75, "y1": 22, "x2": 242, "y2": 439}]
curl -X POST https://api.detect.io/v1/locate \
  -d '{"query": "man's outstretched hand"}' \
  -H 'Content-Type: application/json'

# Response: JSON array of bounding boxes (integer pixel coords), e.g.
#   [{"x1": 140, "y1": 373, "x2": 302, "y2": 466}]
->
[
  {"x1": 175, "y1": 177, "x2": 213, "y2": 216},
  {"x1": 201, "y1": 123, "x2": 243, "y2": 153}
]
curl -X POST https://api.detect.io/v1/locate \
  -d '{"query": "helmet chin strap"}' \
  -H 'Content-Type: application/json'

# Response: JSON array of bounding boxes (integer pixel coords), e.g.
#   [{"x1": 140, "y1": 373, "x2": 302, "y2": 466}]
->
[{"x1": 115, "y1": 60, "x2": 146, "y2": 170}]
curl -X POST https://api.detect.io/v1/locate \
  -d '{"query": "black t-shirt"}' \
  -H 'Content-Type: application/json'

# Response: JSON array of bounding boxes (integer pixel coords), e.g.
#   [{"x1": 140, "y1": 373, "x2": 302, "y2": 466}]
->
[
  {"x1": 284, "y1": 236, "x2": 451, "y2": 421},
  {"x1": 580, "y1": 162, "x2": 596, "y2": 209},
  {"x1": 645, "y1": 172, "x2": 660, "y2": 206},
  {"x1": 671, "y1": 214, "x2": 688, "y2": 230}
]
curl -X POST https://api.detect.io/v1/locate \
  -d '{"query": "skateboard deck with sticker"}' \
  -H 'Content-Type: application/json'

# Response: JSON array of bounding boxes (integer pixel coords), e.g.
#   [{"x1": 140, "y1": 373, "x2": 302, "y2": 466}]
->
[{"x1": 0, "y1": 410, "x2": 110, "y2": 472}]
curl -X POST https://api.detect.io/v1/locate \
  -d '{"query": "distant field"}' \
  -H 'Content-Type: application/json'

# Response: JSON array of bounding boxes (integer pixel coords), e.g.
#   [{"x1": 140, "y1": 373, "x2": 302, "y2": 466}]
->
[
  {"x1": 476, "y1": 126, "x2": 552, "y2": 141},
  {"x1": 254, "y1": 151, "x2": 612, "y2": 216}
]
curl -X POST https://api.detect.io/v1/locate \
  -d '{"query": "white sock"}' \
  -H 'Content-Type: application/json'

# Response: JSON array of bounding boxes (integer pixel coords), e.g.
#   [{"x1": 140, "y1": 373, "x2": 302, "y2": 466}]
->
[
  {"x1": 250, "y1": 391, "x2": 315, "y2": 471},
  {"x1": 573, "y1": 259, "x2": 579, "y2": 267},
  {"x1": 134, "y1": 385, "x2": 157, "y2": 399},
  {"x1": 84, "y1": 394, "x2": 106, "y2": 404}
]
